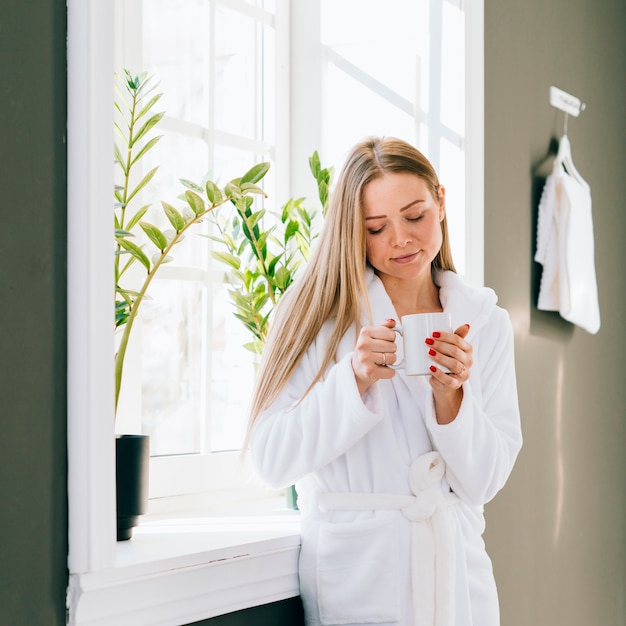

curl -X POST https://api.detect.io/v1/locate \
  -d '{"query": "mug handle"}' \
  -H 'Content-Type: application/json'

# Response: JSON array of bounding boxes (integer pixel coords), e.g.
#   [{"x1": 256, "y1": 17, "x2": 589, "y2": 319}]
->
[{"x1": 389, "y1": 327, "x2": 404, "y2": 370}]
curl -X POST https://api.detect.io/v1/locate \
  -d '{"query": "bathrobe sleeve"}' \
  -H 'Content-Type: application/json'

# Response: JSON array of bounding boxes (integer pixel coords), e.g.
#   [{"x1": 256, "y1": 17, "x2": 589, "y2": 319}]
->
[
  {"x1": 249, "y1": 335, "x2": 385, "y2": 489},
  {"x1": 424, "y1": 306, "x2": 522, "y2": 506}
]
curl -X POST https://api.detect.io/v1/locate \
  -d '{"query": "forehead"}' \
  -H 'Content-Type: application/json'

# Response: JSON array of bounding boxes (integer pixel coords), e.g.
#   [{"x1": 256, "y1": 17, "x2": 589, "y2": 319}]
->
[{"x1": 362, "y1": 172, "x2": 433, "y2": 214}]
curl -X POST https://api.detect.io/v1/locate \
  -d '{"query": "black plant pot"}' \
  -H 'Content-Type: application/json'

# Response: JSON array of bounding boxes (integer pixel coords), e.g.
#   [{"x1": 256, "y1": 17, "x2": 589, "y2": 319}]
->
[{"x1": 116, "y1": 434, "x2": 150, "y2": 541}]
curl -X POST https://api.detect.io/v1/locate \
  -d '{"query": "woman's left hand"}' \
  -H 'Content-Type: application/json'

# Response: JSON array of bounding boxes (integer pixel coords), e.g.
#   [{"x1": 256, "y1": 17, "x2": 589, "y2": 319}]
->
[{"x1": 427, "y1": 323, "x2": 473, "y2": 424}]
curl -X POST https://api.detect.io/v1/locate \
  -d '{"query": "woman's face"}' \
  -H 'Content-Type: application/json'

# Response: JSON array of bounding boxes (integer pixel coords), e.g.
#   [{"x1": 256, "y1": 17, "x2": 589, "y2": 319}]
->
[{"x1": 362, "y1": 171, "x2": 445, "y2": 282}]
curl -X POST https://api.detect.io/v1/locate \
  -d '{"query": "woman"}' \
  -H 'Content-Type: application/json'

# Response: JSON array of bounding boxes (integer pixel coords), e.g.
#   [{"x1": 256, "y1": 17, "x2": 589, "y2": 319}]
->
[{"x1": 247, "y1": 137, "x2": 522, "y2": 626}]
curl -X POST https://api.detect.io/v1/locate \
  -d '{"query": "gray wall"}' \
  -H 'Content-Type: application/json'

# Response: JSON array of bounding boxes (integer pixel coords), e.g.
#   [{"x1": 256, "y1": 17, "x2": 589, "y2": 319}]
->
[
  {"x1": 1, "y1": 0, "x2": 624, "y2": 624},
  {"x1": 483, "y1": 1, "x2": 626, "y2": 624}
]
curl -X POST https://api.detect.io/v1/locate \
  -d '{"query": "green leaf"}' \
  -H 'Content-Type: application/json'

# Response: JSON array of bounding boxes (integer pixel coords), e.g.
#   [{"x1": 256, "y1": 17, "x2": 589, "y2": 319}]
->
[
  {"x1": 243, "y1": 340, "x2": 263, "y2": 355},
  {"x1": 180, "y1": 178, "x2": 204, "y2": 194},
  {"x1": 136, "y1": 93, "x2": 163, "y2": 122},
  {"x1": 252, "y1": 293, "x2": 271, "y2": 312},
  {"x1": 140, "y1": 221, "x2": 168, "y2": 251},
  {"x1": 118, "y1": 238, "x2": 151, "y2": 272},
  {"x1": 184, "y1": 190, "x2": 206, "y2": 216},
  {"x1": 280, "y1": 198, "x2": 294, "y2": 222},
  {"x1": 113, "y1": 142, "x2": 126, "y2": 171},
  {"x1": 126, "y1": 166, "x2": 158, "y2": 204},
  {"x1": 284, "y1": 219, "x2": 299, "y2": 243},
  {"x1": 240, "y1": 162, "x2": 271, "y2": 185},
  {"x1": 113, "y1": 119, "x2": 128, "y2": 143},
  {"x1": 267, "y1": 252, "x2": 284, "y2": 274},
  {"x1": 274, "y1": 266, "x2": 291, "y2": 291},
  {"x1": 245, "y1": 209, "x2": 266, "y2": 231},
  {"x1": 130, "y1": 135, "x2": 162, "y2": 168},
  {"x1": 162, "y1": 201, "x2": 185, "y2": 231},
  {"x1": 130, "y1": 111, "x2": 165, "y2": 147},
  {"x1": 211, "y1": 250, "x2": 241, "y2": 270},
  {"x1": 116, "y1": 286, "x2": 143, "y2": 301},
  {"x1": 224, "y1": 181, "x2": 241, "y2": 198},
  {"x1": 205, "y1": 180, "x2": 223, "y2": 205},
  {"x1": 241, "y1": 182, "x2": 267, "y2": 196},
  {"x1": 309, "y1": 151, "x2": 321, "y2": 177},
  {"x1": 126, "y1": 204, "x2": 151, "y2": 230},
  {"x1": 256, "y1": 230, "x2": 270, "y2": 251}
]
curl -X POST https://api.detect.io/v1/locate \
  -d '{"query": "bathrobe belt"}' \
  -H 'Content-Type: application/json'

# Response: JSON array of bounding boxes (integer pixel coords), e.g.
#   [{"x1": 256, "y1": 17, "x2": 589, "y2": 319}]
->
[{"x1": 317, "y1": 451, "x2": 458, "y2": 626}]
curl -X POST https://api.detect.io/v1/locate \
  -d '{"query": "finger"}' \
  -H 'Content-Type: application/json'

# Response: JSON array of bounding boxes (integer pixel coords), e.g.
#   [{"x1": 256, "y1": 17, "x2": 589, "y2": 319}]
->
[
  {"x1": 454, "y1": 323, "x2": 470, "y2": 339},
  {"x1": 382, "y1": 317, "x2": 396, "y2": 329},
  {"x1": 427, "y1": 336, "x2": 472, "y2": 378},
  {"x1": 429, "y1": 364, "x2": 463, "y2": 389}
]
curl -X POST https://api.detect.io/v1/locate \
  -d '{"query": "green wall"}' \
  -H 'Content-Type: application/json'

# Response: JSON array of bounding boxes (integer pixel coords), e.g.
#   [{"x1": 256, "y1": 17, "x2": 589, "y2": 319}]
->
[
  {"x1": 0, "y1": 0, "x2": 68, "y2": 624},
  {"x1": 483, "y1": 1, "x2": 626, "y2": 624}
]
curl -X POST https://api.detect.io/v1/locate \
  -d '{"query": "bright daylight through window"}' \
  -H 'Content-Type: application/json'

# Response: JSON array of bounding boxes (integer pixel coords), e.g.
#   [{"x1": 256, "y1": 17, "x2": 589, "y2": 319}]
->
[{"x1": 114, "y1": 0, "x2": 472, "y2": 500}]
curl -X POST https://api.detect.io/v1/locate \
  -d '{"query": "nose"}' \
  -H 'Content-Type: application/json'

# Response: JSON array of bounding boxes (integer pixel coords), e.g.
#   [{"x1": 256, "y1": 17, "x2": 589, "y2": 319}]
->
[{"x1": 389, "y1": 222, "x2": 412, "y2": 247}]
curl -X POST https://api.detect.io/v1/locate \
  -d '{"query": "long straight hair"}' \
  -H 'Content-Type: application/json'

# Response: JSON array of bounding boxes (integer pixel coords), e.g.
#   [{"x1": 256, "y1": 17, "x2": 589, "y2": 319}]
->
[{"x1": 246, "y1": 137, "x2": 456, "y2": 431}]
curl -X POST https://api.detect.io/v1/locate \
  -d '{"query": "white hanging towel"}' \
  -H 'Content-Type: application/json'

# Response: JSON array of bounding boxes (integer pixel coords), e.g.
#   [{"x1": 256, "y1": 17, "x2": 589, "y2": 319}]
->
[{"x1": 535, "y1": 135, "x2": 601, "y2": 334}]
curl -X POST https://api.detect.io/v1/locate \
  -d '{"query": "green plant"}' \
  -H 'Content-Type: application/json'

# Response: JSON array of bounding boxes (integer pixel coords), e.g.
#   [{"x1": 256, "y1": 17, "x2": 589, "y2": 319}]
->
[
  {"x1": 208, "y1": 152, "x2": 333, "y2": 355},
  {"x1": 113, "y1": 70, "x2": 270, "y2": 415}
]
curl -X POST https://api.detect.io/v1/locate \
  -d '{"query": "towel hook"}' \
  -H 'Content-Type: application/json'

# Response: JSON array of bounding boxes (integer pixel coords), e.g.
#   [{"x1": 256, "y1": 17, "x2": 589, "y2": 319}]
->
[{"x1": 549, "y1": 86, "x2": 586, "y2": 135}]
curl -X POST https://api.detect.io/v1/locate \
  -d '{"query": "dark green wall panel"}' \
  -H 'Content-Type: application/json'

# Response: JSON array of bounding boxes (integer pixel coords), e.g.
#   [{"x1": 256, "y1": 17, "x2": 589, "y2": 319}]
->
[{"x1": 0, "y1": 1, "x2": 68, "y2": 625}]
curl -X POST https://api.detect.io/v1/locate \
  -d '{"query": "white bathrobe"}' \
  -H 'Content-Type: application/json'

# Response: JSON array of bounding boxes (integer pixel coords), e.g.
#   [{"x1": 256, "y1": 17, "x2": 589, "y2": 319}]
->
[
  {"x1": 250, "y1": 269, "x2": 522, "y2": 626},
  {"x1": 535, "y1": 135, "x2": 601, "y2": 334}
]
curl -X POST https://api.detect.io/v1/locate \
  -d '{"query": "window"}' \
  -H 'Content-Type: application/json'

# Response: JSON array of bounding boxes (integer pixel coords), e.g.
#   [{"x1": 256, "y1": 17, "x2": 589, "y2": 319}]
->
[
  {"x1": 68, "y1": 0, "x2": 483, "y2": 588},
  {"x1": 114, "y1": 0, "x2": 286, "y2": 498},
  {"x1": 111, "y1": 0, "x2": 484, "y2": 502}
]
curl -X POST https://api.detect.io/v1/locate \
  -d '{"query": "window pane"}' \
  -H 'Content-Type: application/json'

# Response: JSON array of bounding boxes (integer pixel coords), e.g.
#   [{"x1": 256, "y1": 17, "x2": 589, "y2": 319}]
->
[
  {"x1": 214, "y1": 6, "x2": 258, "y2": 139},
  {"x1": 209, "y1": 283, "x2": 256, "y2": 451},
  {"x1": 143, "y1": 0, "x2": 210, "y2": 127},
  {"x1": 440, "y1": 2, "x2": 465, "y2": 136},
  {"x1": 324, "y1": 64, "x2": 415, "y2": 167},
  {"x1": 141, "y1": 279, "x2": 206, "y2": 456}
]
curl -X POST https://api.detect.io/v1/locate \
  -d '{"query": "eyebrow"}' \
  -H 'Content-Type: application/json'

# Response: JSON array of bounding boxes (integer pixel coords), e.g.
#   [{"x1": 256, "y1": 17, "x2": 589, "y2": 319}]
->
[{"x1": 365, "y1": 199, "x2": 424, "y2": 220}]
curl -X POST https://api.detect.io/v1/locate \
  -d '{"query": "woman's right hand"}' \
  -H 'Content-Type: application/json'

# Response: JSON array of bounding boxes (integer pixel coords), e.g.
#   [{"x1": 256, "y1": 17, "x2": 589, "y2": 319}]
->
[{"x1": 351, "y1": 318, "x2": 397, "y2": 395}]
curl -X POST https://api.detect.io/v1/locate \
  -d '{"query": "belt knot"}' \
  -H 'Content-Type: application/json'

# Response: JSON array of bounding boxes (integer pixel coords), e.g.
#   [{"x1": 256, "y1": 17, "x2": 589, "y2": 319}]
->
[{"x1": 401, "y1": 451, "x2": 446, "y2": 522}]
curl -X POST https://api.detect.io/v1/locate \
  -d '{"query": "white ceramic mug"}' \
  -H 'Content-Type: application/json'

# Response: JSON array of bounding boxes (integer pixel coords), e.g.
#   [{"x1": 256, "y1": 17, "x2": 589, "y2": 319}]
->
[{"x1": 390, "y1": 312, "x2": 452, "y2": 375}]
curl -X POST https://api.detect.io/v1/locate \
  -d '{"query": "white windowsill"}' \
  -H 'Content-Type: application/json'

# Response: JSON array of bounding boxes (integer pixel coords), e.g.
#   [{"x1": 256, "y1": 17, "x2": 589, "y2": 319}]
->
[{"x1": 67, "y1": 494, "x2": 302, "y2": 626}]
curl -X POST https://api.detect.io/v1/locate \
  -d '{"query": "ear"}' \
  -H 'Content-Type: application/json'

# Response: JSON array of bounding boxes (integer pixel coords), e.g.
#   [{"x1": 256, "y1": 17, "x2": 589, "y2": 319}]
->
[{"x1": 438, "y1": 185, "x2": 446, "y2": 221}]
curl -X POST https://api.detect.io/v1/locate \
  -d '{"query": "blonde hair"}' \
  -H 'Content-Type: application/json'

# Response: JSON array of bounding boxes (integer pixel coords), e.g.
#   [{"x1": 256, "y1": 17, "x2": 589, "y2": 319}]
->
[{"x1": 247, "y1": 137, "x2": 456, "y2": 431}]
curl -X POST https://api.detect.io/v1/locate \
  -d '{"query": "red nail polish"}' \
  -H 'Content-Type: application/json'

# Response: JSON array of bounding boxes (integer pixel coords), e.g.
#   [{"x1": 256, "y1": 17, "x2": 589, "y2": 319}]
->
[
  {"x1": 428, "y1": 349, "x2": 436, "y2": 357},
  {"x1": 386, "y1": 318, "x2": 395, "y2": 323},
  {"x1": 425, "y1": 337, "x2": 434, "y2": 345},
  {"x1": 465, "y1": 323, "x2": 470, "y2": 330},
  {"x1": 432, "y1": 331, "x2": 441, "y2": 338},
  {"x1": 429, "y1": 365, "x2": 437, "y2": 373}
]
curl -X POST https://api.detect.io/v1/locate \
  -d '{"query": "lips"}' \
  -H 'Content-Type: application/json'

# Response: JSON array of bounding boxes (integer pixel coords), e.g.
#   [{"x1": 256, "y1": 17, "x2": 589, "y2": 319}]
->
[{"x1": 391, "y1": 252, "x2": 419, "y2": 264}]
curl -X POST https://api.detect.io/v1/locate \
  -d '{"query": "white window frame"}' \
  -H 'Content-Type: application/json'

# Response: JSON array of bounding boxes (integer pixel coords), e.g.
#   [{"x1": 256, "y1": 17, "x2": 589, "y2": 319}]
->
[{"x1": 66, "y1": 0, "x2": 483, "y2": 621}]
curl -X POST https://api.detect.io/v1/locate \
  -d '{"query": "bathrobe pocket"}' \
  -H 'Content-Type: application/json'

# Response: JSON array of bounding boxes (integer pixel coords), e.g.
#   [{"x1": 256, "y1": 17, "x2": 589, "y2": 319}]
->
[{"x1": 316, "y1": 515, "x2": 400, "y2": 624}]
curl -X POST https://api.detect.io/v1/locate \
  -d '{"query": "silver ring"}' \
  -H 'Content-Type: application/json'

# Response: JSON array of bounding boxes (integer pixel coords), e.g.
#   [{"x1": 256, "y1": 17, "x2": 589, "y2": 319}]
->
[
  {"x1": 459, "y1": 364, "x2": 466, "y2": 375},
  {"x1": 382, "y1": 352, "x2": 387, "y2": 366}
]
